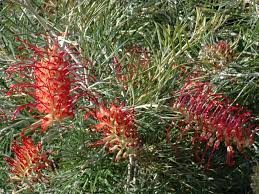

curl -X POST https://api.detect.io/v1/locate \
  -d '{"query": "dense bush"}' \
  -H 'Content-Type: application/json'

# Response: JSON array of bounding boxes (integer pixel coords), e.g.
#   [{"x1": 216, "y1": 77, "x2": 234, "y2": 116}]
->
[{"x1": 0, "y1": 0, "x2": 258, "y2": 193}]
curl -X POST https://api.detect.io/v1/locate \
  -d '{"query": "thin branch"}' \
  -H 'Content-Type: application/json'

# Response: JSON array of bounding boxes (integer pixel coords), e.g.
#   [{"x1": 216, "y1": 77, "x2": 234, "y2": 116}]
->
[
  {"x1": 134, "y1": 104, "x2": 159, "y2": 109},
  {"x1": 219, "y1": 72, "x2": 259, "y2": 79},
  {"x1": 0, "y1": 120, "x2": 29, "y2": 137},
  {"x1": 125, "y1": 155, "x2": 137, "y2": 193}
]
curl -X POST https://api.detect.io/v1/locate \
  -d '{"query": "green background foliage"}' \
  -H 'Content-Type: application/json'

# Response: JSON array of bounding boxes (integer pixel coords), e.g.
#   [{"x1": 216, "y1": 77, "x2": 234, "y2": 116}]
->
[{"x1": 0, "y1": 0, "x2": 258, "y2": 193}]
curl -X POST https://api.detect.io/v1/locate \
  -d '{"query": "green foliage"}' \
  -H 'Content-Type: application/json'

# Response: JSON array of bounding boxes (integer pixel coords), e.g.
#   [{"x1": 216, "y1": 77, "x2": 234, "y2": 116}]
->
[{"x1": 0, "y1": 0, "x2": 258, "y2": 193}]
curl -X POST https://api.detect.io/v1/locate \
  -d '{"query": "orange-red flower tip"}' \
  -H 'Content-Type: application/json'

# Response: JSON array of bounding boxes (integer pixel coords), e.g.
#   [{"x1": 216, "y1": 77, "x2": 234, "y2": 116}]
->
[
  {"x1": 86, "y1": 103, "x2": 142, "y2": 161},
  {"x1": 5, "y1": 134, "x2": 51, "y2": 184},
  {"x1": 6, "y1": 35, "x2": 86, "y2": 131}
]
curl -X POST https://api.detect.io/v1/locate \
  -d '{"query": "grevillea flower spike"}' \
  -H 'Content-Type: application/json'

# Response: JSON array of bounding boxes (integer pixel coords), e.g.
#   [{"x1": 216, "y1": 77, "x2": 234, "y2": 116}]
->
[
  {"x1": 5, "y1": 132, "x2": 51, "y2": 185},
  {"x1": 86, "y1": 103, "x2": 142, "y2": 161},
  {"x1": 199, "y1": 40, "x2": 234, "y2": 69},
  {"x1": 6, "y1": 35, "x2": 91, "y2": 132},
  {"x1": 172, "y1": 81, "x2": 255, "y2": 166}
]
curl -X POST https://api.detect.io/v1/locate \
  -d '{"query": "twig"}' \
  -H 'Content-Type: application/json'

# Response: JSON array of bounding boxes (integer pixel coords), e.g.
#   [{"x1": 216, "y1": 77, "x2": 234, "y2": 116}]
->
[
  {"x1": 125, "y1": 155, "x2": 137, "y2": 193},
  {"x1": 134, "y1": 104, "x2": 159, "y2": 109},
  {"x1": 219, "y1": 72, "x2": 259, "y2": 79},
  {"x1": 0, "y1": 120, "x2": 29, "y2": 137}
]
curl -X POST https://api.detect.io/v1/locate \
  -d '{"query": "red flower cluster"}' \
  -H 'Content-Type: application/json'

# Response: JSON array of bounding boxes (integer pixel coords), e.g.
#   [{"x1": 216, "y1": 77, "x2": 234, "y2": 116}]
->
[
  {"x1": 172, "y1": 81, "x2": 254, "y2": 165},
  {"x1": 86, "y1": 103, "x2": 141, "y2": 161},
  {"x1": 6, "y1": 36, "x2": 78, "y2": 131},
  {"x1": 5, "y1": 133, "x2": 51, "y2": 184},
  {"x1": 199, "y1": 40, "x2": 234, "y2": 68}
]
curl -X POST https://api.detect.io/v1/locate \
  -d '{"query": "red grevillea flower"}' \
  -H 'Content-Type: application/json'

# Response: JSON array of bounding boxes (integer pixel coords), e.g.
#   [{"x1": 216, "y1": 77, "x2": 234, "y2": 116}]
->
[
  {"x1": 5, "y1": 133, "x2": 51, "y2": 184},
  {"x1": 6, "y1": 36, "x2": 81, "y2": 131},
  {"x1": 172, "y1": 81, "x2": 255, "y2": 166},
  {"x1": 86, "y1": 103, "x2": 142, "y2": 161},
  {"x1": 199, "y1": 40, "x2": 234, "y2": 68}
]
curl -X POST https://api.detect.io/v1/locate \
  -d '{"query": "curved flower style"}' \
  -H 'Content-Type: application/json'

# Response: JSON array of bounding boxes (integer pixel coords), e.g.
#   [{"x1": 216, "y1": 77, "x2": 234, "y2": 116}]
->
[
  {"x1": 172, "y1": 81, "x2": 254, "y2": 166},
  {"x1": 86, "y1": 103, "x2": 142, "y2": 161},
  {"x1": 6, "y1": 36, "x2": 81, "y2": 131},
  {"x1": 5, "y1": 133, "x2": 51, "y2": 184}
]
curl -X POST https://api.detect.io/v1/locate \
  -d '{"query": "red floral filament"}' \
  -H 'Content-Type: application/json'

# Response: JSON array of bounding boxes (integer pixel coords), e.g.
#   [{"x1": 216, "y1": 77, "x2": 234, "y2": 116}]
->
[
  {"x1": 86, "y1": 103, "x2": 141, "y2": 161},
  {"x1": 173, "y1": 81, "x2": 254, "y2": 166},
  {"x1": 5, "y1": 133, "x2": 51, "y2": 183},
  {"x1": 6, "y1": 36, "x2": 81, "y2": 131},
  {"x1": 33, "y1": 42, "x2": 74, "y2": 130}
]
